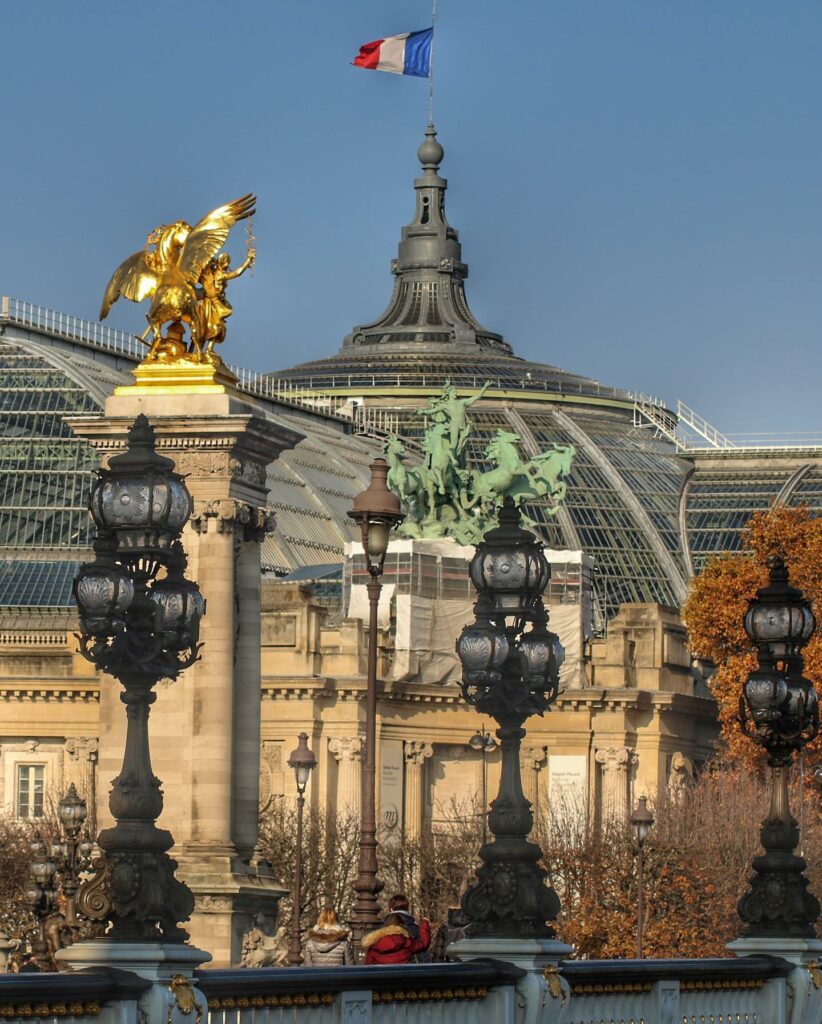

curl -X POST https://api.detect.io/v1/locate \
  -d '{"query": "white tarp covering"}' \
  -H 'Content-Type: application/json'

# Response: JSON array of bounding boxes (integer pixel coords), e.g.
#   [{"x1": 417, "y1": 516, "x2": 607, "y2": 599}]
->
[{"x1": 344, "y1": 538, "x2": 591, "y2": 689}]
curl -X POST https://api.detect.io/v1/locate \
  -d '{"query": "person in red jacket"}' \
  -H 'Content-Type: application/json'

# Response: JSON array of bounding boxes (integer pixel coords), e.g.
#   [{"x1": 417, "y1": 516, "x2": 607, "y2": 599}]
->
[{"x1": 362, "y1": 912, "x2": 431, "y2": 965}]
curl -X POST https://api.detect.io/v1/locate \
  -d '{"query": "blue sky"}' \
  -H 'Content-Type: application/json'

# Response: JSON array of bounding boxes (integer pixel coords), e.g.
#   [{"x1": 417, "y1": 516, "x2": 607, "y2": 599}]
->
[{"x1": 1, "y1": 1, "x2": 820, "y2": 435}]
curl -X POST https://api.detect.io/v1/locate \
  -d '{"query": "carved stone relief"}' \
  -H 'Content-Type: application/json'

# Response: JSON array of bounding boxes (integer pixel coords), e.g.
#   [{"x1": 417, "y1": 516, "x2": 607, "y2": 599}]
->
[
  {"x1": 259, "y1": 741, "x2": 284, "y2": 812},
  {"x1": 667, "y1": 751, "x2": 695, "y2": 803}
]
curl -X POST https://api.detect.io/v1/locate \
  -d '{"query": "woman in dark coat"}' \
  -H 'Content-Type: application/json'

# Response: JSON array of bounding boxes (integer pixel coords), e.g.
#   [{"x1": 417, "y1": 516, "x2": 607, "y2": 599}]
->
[{"x1": 362, "y1": 913, "x2": 431, "y2": 965}]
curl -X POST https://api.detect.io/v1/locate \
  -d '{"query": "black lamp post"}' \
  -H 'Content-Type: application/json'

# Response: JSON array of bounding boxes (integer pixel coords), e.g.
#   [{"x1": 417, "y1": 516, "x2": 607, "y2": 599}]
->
[
  {"x1": 287, "y1": 732, "x2": 317, "y2": 966},
  {"x1": 630, "y1": 796, "x2": 654, "y2": 958},
  {"x1": 26, "y1": 785, "x2": 95, "y2": 959},
  {"x1": 346, "y1": 458, "x2": 404, "y2": 948},
  {"x1": 737, "y1": 556, "x2": 820, "y2": 938},
  {"x1": 73, "y1": 414, "x2": 205, "y2": 942},
  {"x1": 54, "y1": 784, "x2": 95, "y2": 929},
  {"x1": 456, "y1": 496, "x2": 564, "y2": 937},
  {"x1": 27, "y1": 830, "x2": 57, "y2": 959},
  {"x1": 468, "y1": 726, "x2": 497, "y2": 846}
]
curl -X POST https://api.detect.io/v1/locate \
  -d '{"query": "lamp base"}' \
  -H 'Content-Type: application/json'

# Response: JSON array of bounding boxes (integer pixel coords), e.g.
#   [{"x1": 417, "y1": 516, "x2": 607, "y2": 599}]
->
[{"x1": 449, "y1": 937, "x2": 572, "y2": 1024}]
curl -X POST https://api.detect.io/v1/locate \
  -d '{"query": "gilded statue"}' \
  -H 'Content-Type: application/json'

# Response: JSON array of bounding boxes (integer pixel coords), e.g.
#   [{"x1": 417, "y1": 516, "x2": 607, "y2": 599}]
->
[
  {"x1": 386, "y1": 383, "x2": 575, "y2": 545},
  {"x1": 100, "y1": 194, "x2": 256, "y2": 365}
]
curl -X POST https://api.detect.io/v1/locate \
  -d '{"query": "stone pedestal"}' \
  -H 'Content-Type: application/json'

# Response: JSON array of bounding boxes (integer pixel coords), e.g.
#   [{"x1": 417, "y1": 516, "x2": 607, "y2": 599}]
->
[
  {"x1": 57, "y1": 939, "x2": 210, "y2": 1024},
  {"x1": 728, "y1": 936, "x2": 822, "y2": 1024},
  {"x1": 69, "y1": 385, "x2": 303, "y2": 966},
  {"x1": 450, "y1": 937, "x2": 572, "y2": 1024}
]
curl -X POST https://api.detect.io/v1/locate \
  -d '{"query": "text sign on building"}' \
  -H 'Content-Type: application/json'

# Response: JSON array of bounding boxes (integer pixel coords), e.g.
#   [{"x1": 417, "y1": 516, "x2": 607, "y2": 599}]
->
[
  {"x1": 380, "y1": 740, "x2": 404, "y2": 833},
  {"x1": 547, "y1": 754, "x2": 587, "y2": 816}
]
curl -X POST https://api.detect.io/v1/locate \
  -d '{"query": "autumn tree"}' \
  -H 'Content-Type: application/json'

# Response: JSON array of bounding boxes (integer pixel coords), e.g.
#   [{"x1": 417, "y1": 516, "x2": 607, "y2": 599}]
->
[{"x1": 683, "y1": 505, "x2": 822, "y2": 769}]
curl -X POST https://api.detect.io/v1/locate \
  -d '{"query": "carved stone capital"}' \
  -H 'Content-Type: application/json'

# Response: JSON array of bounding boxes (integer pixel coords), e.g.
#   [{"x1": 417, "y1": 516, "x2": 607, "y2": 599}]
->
[
  {"x1": 190, "y1": 499, "x2": 276, "y2": 541},
  {"x1": 595, "y1": 746, "x2": 637, "y2": 774},
  {"x1": 65, "y1": 737, "x2": 99, "y2": 763},
  {"x1": 329, "y1": 737, "x2": 362, "y2": 763},
  {"x1": 520, "y1": 745, "x2": 547, "y2": 770},
  {"x1": 404, "y1": 740, "x2": 433, "y2": 767}
]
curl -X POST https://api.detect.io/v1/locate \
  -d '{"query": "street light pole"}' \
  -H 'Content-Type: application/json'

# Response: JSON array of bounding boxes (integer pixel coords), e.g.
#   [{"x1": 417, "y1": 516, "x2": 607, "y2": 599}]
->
[
  {"x1": 73, "y1": 415, "x2": 205, "y2": 941},
  {"x1": 347, "y1": 458, "x2": 404, "y2": 950},
  {"x1": 456, "y1": 497, "x2": 565, "y2": 937},
  {"x1": 737, "y1": 557, "x2": 819, "y2": 937},
  {"x1": 630, "y1": 796, "x2": 654, "y2": 958},
  {"x1": 287, "y1": 733, "x2": 317, "y2": 966},
  {"x1": 26, "y1": 785, "x2": 95, "y2": 963}
]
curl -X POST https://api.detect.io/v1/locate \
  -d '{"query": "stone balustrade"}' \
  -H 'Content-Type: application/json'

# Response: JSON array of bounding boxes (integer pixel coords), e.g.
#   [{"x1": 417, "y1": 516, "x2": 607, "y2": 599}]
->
[
  {"x1": 197, "y1": 961, "x2": 522, "y2": 1024},
  {"x1": 561, "y1": 956, "x2": 799, "y2": 1024},
  {"x1": 0, "y1": 954, "x2": 819, "y2": 1024},
  {"x1": 0, "y1": 968, "x2": 150, "y2": 1024}
]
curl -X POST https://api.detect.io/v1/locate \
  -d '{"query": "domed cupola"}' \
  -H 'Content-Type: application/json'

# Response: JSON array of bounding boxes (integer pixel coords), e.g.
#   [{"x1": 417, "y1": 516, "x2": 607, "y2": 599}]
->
[{"x1": 343, "y1": 125, "x2": 511, "y2": 355}]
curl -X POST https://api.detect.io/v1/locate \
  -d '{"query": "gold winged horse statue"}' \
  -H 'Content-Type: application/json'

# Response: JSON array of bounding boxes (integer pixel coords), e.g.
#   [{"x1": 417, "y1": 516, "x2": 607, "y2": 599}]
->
[{"x1": 100, "y1": 194, "x2": 256, "y2": 364}]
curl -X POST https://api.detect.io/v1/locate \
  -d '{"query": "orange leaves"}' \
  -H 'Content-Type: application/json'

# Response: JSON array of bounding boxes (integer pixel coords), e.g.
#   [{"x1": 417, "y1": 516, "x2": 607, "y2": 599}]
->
[{"x1": 683, "y1": 506, "x2": 822, "y2": 772}]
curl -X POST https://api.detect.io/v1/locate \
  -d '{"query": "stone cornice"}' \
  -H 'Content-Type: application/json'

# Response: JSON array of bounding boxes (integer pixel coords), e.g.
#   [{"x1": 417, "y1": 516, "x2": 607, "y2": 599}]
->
[
  {"x1": 0, "y1": 683, "x2": 99, "y2": 702},
  {"x1": 258, "y1": 678, "x2": 721, "y2": 715}
]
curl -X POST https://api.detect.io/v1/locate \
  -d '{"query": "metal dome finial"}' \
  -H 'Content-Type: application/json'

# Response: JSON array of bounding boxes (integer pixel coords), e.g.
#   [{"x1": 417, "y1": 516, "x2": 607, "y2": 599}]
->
[{"x1": 417, "y1": 123, "x2": 444, "y2": 173}]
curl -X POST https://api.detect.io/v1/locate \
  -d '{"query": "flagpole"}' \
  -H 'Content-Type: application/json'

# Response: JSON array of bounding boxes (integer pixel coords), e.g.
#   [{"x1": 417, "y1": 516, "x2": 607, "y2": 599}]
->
[{"x1": 428, "y1": 0, "x2": 438, "y2": 124}]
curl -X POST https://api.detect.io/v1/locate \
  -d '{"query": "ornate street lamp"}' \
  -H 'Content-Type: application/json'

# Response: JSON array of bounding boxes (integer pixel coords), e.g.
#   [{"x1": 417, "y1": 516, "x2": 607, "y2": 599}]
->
[
  {"x1": 346, "y1": 458, "x2": 404, "y2": 947},
  {"x1": 26, "y1": 786, "x2": 95, "y2": 960},
  {"x1": 27, "y1": 830, "x2": 57, "y2": 959},
  {"x1": 468, "y1": 726, "x2": 497, "y2": 846},
  {"x1": 737, "y1": 557, "x2": 820, "y2": 937},
  {"x1": 287, "y1": 733, "x2": 317, "y2": 966},
  {"x1": 456, "y1": 496, "x2": 563, "y2": 937},
  {"x1": 53, "y1": 784, "x2": 95, "y2": 929},
  {"x1": 73, "y1": 414, "x2": 205, "y2": 942},
  {"x1": 630, "y1": 796, "x2": 654, "y2": 958}
]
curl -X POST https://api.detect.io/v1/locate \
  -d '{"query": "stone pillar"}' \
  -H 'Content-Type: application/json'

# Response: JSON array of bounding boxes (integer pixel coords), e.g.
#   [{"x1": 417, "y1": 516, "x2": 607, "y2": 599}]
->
[
  {"x1": 595, "y1": 746, "x2": 636, "y2": 825},
  {"x1": 520, "y1": 745, "x2": 546, "y2": 821},
  {"x1": 63, "y1": 737, "x2": 99, "y2": 832},
  {"x1": 403, "y1": 741, "x2": 432, "y2": 839},
  {"x1": 69, "y1": 384, "x2": 303, "y2": 967},
  {"x1": 329, "y1": 737, "x2": 362, "y2": 816}
]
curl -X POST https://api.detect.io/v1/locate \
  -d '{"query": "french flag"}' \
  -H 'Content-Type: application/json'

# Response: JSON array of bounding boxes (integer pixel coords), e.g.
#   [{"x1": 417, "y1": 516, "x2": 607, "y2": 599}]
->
[{"x1": 352, "y1": 28, "x2": 433, "y2": 78}]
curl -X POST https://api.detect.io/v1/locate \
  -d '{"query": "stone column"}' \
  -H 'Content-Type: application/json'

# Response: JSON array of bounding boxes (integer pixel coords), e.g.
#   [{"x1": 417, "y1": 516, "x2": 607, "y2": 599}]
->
[
  {"x1": 64, "y1": 737, "x2": 99, "y2": 832},
  {"x1": 329, "y1": 737, "x2": 362, "y2": 816},
  {"x1": 595, "y1": 746, "x2": 636, "y2": 825},
  {"x1": 520, "y1": 745, "x2": 547, "y2": 821},
  {"x1": 403, "y1": 741, "x2": 433, "y2": 839},
  {"x1": 69, "y1": 384, "x2": 303, "y2": 967}
]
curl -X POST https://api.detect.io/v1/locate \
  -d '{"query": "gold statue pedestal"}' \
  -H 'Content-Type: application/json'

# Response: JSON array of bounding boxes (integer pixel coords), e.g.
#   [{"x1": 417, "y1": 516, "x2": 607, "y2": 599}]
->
[
  {"x1": 116, "y1": 325, "x2": 239, "y2": 396},
  {"x1": 116, "y1": 357, "x2": 239, "y2": 396}
]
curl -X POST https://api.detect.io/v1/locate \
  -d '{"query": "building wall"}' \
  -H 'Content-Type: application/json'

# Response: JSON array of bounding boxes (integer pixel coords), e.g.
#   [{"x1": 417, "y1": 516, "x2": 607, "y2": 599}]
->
[{"x1": 0, "y1": 585, "x2": 717, "y2": 841}]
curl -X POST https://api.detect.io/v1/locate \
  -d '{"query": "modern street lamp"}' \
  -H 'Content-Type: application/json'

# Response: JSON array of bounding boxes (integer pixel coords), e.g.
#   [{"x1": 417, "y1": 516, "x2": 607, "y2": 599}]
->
[
  {"x1": 73, "y1": 414, "x2": 205, "y2": 941},
  {"x1": 468, "y1": 726, "x2": 497, "y2": 846},
  {"x1": 287, "y1": 732, "x2": 317, "y2": 966},
  {"x1": 630, "y1": 795, "x2": 654, "y2": 958},
  {"x1": 737, "y1": 556, "x2": 819, "y2": 937},
  {"x1": 346, "y1": 457, "x2": 404, "y2": 948},
  {"x1": 456, "y1": 496, "x2": 564, "y2": 937}
]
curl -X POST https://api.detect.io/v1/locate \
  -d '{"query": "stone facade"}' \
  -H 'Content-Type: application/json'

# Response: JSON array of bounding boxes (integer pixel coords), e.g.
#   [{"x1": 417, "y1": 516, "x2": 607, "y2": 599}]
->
[{"x1": 0, "y1": 545, "x2": 718, "y2": 964}]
